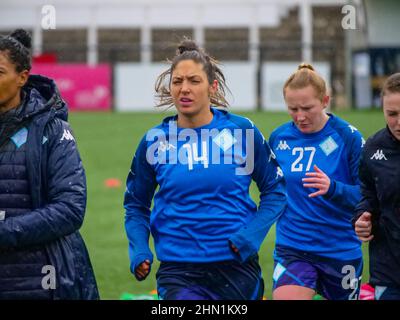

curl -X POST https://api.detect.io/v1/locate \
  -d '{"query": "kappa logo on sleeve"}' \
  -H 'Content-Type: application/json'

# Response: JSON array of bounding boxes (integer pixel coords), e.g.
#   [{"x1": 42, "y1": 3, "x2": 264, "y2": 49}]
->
[
  {"x1": 348, "y1": 125, "x2": 358, "y2": 133},
  {"x1": 158, "y1": 141, "x2": 176, "y2": 153},
  {"x1": 370, "y1": 149, "x2": 387, "y2": 160},
  {"x1": 276, "y1": 166, "x2": 284, "y2": 179},
  {"x1": 60, "y1": 129, "x2": 75, "y2": 142},
  {"x1": 268, "y1": 149, "x2": 277, "y2": 162}
]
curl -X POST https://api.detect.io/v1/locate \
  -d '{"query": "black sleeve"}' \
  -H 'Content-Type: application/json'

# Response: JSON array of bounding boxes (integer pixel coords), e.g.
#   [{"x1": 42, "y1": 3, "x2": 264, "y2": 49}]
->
[{"x1": 352, "y1": 147, "x2": 380, "y2": 227}]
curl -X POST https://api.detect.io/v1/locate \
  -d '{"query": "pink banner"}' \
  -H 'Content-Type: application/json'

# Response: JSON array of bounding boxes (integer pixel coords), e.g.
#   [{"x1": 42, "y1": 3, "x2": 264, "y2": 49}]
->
[{"x1": 31, "y1": 64, "x2": 112, "y2": 111}]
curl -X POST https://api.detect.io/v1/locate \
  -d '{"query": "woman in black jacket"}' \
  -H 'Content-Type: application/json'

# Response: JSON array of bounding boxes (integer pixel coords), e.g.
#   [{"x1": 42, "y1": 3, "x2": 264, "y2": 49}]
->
[
  {"x1": 0, "y1": 29, "x2": 99, "y2": 299},
  {"x1": 354, "y1": 73, "x2": 400, "y2": 300}
]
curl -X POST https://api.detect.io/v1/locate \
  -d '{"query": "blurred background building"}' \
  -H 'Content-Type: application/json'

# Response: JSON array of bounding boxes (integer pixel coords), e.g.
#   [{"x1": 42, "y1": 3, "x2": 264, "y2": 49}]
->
[
  {"x1": 347, "y1": 0, "x2": 400, "y2": 109},
  {"x1": 1, "y1": 0, "x2": 399, "y2": 111}
]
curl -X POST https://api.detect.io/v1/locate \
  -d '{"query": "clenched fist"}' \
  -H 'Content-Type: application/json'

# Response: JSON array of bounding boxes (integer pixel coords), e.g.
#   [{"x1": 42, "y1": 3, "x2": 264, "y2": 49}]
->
[{"x1": 355, "y1": 212, "x2": 374, "y2": 242}]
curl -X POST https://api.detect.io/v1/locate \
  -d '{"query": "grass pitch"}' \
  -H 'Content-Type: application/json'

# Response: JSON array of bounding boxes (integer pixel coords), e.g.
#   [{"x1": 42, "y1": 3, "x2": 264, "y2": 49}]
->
[{"x1": 69, "y1": 109, "x2": 385, "y2": 299}]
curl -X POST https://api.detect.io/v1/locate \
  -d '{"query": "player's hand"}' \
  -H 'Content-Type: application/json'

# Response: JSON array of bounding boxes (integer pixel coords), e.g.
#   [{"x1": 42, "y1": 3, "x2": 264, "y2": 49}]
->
[
  {"x1": 135, "y1": 259, "x2": 151, "y2": 280},
  {"x1": 355, "y1": 212, "x2": 374, "y2": 242},
  {"x1": 302, "y1": 165, "x2": 330, "y2": 198}
]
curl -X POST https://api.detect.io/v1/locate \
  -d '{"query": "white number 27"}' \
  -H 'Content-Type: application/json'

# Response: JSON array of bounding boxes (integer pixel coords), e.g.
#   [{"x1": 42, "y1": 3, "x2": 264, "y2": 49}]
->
[{"x1": 291, "y1": 147, "x2": 316, "y2": 172}]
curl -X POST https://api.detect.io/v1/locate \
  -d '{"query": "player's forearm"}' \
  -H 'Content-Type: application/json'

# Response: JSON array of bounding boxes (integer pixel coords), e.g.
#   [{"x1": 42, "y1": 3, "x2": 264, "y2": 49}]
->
[
  {"x1": 324, "y1": 179, "x2": 361, "y2": 211},
  {"x1": 230, "y1": 190, "x2": 286, "y2": 262}
]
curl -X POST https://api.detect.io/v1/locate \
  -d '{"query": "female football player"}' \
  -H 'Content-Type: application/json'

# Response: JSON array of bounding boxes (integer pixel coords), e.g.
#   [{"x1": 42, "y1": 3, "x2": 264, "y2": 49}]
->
[
  {"x1": 270, "y1": 63, "x2": 364, "y2": 300},
  {"x1": 354, "y1": 73, "x2": 400, "y2": 300},
  {"x1": 124, "y1": 39, "x2": 287, "y2": 300}
]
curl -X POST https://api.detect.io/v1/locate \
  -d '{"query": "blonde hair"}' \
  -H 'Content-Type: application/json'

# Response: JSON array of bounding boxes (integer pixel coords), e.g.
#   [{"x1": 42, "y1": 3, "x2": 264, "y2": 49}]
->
[
  {"x1": 283, "y1": 63, "x2": 327, "y2": 101},
  {"x1": 381, "y1": 73, "x2": 400, "y2": 98}
]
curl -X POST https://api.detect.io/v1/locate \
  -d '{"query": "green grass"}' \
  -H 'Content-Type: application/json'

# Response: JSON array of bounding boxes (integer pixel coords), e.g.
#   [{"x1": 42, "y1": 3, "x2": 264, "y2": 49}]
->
[{"x1": 68, "y1": 109, "x2": 385, "y2": 300}]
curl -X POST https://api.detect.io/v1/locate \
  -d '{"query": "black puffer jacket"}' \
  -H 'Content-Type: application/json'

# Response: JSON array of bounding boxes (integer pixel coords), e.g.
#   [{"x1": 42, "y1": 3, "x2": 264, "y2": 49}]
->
[
  {"x1": 354, "y1": 127, "x2": 400, "y2": 288},
  {"x1": 0, "y1": 75, "x2": 99, "y2": 299}
]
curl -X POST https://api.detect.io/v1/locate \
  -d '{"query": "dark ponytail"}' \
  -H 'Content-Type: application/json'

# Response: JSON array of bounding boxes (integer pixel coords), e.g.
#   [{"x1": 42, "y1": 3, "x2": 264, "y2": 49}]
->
[{"x1": 177, "y1": 40, "x2": 199, "y2": 54}]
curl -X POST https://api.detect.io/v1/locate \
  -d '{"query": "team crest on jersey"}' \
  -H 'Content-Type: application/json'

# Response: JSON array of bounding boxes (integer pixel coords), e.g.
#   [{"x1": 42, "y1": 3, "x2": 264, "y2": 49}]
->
[
  {"x1": 319, "y1": 136, "x2": 338, "y2": 156},
  {"x1": 276, "y1": 140, "x2": 291, "y2": 151},
  {"x1": 213, "y1": 128, "x2": 237, "y2": 152},
  {"x1": 11, "y1": 127, "x2": 28, "y2": 148}
]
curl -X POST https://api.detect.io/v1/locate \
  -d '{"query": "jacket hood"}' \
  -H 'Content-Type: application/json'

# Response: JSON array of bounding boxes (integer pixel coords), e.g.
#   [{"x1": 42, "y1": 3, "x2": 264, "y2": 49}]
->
[{"x1": 19, "y1": 74, "x2": 68, "y2": 122}]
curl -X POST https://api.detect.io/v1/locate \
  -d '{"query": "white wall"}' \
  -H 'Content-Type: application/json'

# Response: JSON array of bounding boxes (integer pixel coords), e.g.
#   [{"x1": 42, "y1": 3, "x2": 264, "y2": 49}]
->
[
  {"x1": 262, "y1": 62, "x2": 331, "y2": 110},
  {"x1": 0, "y1": 0, "x2": 345, "y2": 29},
  {"x1": 115, "y1": 61, "x2": 330, "y2": 111},
  {"x1": 115, "y1": 62, "x2": 257, "y2": 111},
  {"x1": 0, "y1": 1, "x2": 288, "y2": 29},
  {"x1": 115, "y1": 63, "x2": 166, "y2": 111},
  {"x1": 220, "y1": 62, "x2": 257, "y2": 110},
  {"x1": 365, "y1": 0, "x2": 400, "y2": 46}
]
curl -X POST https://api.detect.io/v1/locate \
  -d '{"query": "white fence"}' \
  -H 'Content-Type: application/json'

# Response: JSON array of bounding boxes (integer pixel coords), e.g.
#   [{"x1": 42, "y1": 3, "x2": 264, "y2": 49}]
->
[{"x1": 115, "y1": 61, "x2": 330, "y2": 111}]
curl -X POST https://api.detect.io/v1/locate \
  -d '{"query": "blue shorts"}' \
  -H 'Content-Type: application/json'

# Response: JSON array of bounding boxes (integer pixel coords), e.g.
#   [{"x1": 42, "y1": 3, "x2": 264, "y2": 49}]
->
[
  {"x1": 273, "y1": 246, "x2": 363, "y2": 300},
  {"x1": 156, "y1": 256, "x2": 264, "y2": 300}
]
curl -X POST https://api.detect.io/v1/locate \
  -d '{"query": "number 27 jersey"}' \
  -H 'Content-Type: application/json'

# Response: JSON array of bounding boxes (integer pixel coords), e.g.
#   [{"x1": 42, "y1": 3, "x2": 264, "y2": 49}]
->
[{"x1": 269, "y1": 114, "x2": 364, "y2": 260}]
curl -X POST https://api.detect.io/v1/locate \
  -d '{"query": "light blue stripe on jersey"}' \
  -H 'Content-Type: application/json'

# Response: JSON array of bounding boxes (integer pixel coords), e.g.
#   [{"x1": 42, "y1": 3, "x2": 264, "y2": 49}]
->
[{"x1": 269, "y1": 114, "x2": 362, "y2": 260}]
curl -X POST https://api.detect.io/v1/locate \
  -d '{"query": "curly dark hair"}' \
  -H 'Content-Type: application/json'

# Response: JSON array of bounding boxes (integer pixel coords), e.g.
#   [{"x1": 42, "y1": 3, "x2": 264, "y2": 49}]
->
[{"x1": 0, "y1": 29, "x2": 32, "y2": 72}]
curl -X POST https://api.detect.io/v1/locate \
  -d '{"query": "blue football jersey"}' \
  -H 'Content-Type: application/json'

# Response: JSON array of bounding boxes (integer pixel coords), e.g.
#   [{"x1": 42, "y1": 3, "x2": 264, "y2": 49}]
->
[
  {"x1": 124, "y1": 108, "x2": 286, "y2": 273},
  {"x1": 269, "y1": 114, "x2": 363, "y2": 260}
]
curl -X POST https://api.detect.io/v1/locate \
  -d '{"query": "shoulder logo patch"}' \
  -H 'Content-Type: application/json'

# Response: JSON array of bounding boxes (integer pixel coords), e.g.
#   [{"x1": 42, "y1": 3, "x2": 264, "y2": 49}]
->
[
  {"x1": 268, "y1": 149, "x2": 277, "y2": 162},
  {"x1": 60, "y1": 129, "x2": 75, "y2": 142},
  {"x1": 361, "y1": 137, "x2": 366, "y2": 148},
  {"x1": 276, "y1": 167, "x2": 284, "y2": 179},
  {"x1": 319, "y1": 136, "x2": 338, "y2": 156},
  {"x1": 348, "y1": 125, "x2": 358, "y2": 133},
  {"x1": 370, "y1": 149, "x2": 387, "y2": 161}
]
